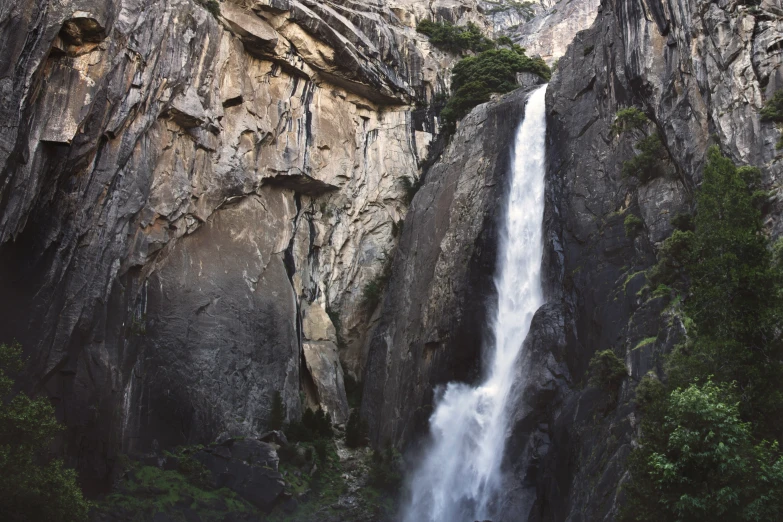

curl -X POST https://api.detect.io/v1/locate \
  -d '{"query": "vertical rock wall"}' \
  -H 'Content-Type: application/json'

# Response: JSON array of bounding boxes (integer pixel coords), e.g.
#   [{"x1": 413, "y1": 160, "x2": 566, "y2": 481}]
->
[
  {"x1": 0, "y1": 0, "x2": 485, "y2": 487},
  {"x1": 524, "y1": 0, "x2": 783, "y2": 520},
  {"x1": 362, "y1": 88, "x2": 535, "y2": 449}
]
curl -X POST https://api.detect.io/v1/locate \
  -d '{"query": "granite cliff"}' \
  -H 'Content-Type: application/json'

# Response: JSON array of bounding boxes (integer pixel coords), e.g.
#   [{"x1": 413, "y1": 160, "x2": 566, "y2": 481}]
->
[
  {"x1": 2, "y1": 0, "x2": 781, "y2": 519},
  {"x1": 0, "y1": 0, "x2": 489, "y2": 489}
]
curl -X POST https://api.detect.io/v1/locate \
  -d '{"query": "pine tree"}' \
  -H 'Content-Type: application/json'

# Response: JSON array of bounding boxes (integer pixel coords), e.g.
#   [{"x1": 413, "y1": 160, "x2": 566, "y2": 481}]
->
[{"x1": 268, "y1": 390, "x2": 286, "y2": 431}]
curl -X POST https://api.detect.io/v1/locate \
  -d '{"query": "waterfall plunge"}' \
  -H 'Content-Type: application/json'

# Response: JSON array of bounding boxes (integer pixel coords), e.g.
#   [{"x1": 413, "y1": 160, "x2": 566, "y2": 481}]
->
[{"x1": 402, "y1": 84, "x2": 548, "y2": 522}]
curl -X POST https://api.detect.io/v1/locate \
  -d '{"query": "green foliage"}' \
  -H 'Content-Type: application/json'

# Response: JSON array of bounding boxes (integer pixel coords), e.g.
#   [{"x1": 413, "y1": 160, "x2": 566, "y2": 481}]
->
[
  {"x1": 269, "y1": 390, "x2": 286, "y2": 431},
  {"x1": 623, "y1": 147, "x2": 783, "y2": 520},
  {"x1": 369, "y1": 444, "x2": 403, "y2": 491},
  {"x1": 587, "y1": 349, "x2": 627, "y2": 391},
  {"x1": 176, "y1": 453, "x2": 211, "y2": 490},
  {"x1": 622, "y1": 134, "x2": 666, "y2": 183},
  {"x1": 672, "y1": 148, "x2": 783, "y2": 430},
  {"x1": 400, "y1": 175, "x2": 423, "y2": 204},
  {"x1": 760, "y1": 89, "x2": 783, "y2": 122},
  {"x1": 199, "y1": 0, "x2": 220, "y2": 18},
  {"x1": 624, "y1": 214, "x2": 644, "y2": 237},
  {"x1": 416, "y1": 20, "x2": 550, "y2": 133},
  {"x1": 416, "y1": 20, "x2": 495, "y2": 53},
  {"x1": 313, "y1": 438, "x2": 329, "y2": 462},
  {"x1": 670, "y1": 212, "x2": 694, "y2": 231},
  {"x1": 0, "y1": 343, "x2": 91, "y2": 522},
  {"x1": 611, "y1": 107, "x2": 649, "y2": 136},
  {"x1": 647, "y1": 229, "x2": 695, "y2": 288},
  {"x1": 440, "y1": 47, "x2": 550, "y2": 132},
  {"x1": 621, "y1": 381, "x2": 783, "y2": 522},
  {"x1": 496, "y1": 35, "x2": 514, "y2": 47},
  {"x1": 286, "y1": 407, "x2": 333, "y2": 443},
  {"x1": 345, "y1": 410, "x2": 369, "y2": 449},
  {"x1": 97, "y1": 464, "x2": 255, "y2": 521},
  {"x1": 583, "y1": 44, "x2": 594, "y2": 56}
]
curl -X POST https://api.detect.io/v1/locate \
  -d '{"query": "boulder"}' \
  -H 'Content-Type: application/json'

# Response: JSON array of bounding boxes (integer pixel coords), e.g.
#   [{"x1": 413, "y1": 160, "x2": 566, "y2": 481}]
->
[
  {"x1": 303, "y1": 341, "x2": 350, "y2": 424},
  {"x1": 194, "y1": 439, "x2": 285, "y2": 512}
]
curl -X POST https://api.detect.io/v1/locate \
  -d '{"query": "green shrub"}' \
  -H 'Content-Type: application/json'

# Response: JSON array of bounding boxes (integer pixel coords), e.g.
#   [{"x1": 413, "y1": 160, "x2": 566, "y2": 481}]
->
[
  {"x1": 621, "y1": 381, "x2": 783, "y2": 522},
  {"x1": 646, "y1": 229, "x2": 694, "y2": 288},
  {"x1": 440, "y1": 47, "x2": 550, "y2": 133},
  {"x1": 313, "y1": 439, "x2": 329, "y2": 462},
  {"x1": 200, "y1": 0, "x2": 220, "y2": 18},
  {"x1": 633, "y1": 374, "x2": 666, "y2": 416},
  {"x1": 400, "y1": 176, "x2": 422, "y2": 204},
  {"x1": 611, "y1": 107, "x2": 649, "y2": 136},
  {"x1": 760, "y1": 89, "x2": 783, "y2": 122},
  {"x1": 496, "y1": 35, "x2": 514, "y2": 47},
  {"x1": 623, "y1": 146, "x2": 783, "y2": 519},
  {"x1": 622, "y1": 134, "x2": 666, "y2": 182},
  {"x1": 587, "y1": 349, "x2": 627, "y2": 391},
  {"x1": 345, "y1": 410, "x2": 369, "y2": 448},
  {"x1": 623, "y1": 214, "x2": 644, "y2": 237},
  {"x1": 583, "y1": 44, "x2": 594, "y2": 56},
  {"x1": 0, "y1": 343, "x2": 91, "y2": 522},
  {"x1": 97, "y1": 464, "x2": 254, "y2": 520},
  {"x1": 286, "y1": 406, "x2": 333, "y2": 443},
  {"x1": 176, "y1": 454, "x2": 211, "y2": 490},
  {"x1": 268, "y1": 391, "x2": 286, "y2": 431},
  {"x1": 669, "y1": 212, "x2": 694, "y2": 231},
  {"x1": 369, "y1": 444, "x2": 402, "y2": 491},
  {"x1": 416, "y1": 20, "x2": 495, "y2": 53}
]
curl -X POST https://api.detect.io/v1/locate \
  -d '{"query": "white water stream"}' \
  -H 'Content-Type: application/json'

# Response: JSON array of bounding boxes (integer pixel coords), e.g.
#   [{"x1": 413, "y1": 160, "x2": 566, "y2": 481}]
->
[{"x1": 402, "y1": 84, "x2": 548, "y2": 522}]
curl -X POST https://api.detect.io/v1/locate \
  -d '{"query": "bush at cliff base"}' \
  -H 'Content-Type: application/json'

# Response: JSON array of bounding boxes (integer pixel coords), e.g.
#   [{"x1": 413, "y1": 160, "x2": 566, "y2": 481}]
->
[{"x1": 0, "y1": 342, "x2": 91, "y2": 522}]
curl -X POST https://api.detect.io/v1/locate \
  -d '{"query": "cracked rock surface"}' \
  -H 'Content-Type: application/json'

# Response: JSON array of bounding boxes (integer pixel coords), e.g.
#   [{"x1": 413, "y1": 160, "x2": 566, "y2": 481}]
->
[{"x1": 0, "y1": 0, "x2": 484, "y2": 488}]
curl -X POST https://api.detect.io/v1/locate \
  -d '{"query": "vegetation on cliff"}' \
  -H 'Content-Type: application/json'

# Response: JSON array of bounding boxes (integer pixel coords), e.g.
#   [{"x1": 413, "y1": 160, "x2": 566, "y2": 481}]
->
[
  {"x1": 441, "y1": 46, "x2": 550, "y2": 133},
  {"x1": 760, "y1": 89, "x2": 783, "y2": 148},
  {"x1": 612, "y1": 107, "x2": 669, "y2": 183},
  {"x1": 621, "y1": 147, "x2": 783, "y2": 521},
  {"x1": 0, "y1": 343, "x2": 91, "y2": 522},
  {"x1": 416, "y1": 20, "x2": 495, "y2": 53},
  {"x1": 416, "y1": 20, "x2": 550, "y2": 134}
]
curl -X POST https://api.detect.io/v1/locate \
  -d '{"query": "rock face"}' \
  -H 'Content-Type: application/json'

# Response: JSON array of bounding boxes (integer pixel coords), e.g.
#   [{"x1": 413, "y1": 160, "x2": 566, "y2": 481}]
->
[
  {"x1": 0, "y1": 0, "x2": 485, "y2": 489},
  {"x1": 368, "y1": 0, "x2": 783, "y2": 520},
  {"x1": 483, "y1": 0, "x2": 601, "y2": 63},
  {"x1": 519, "y1": 0, "x2": 783, "y2": 520},
  {"x1": 361, "y1": 86, "x2": 537, "y2": 447},
  {"x1": 193, "y1": 438, "x2": 286, "y2": 512},
  {"x1": 5, "y1": 0, "x2": 776, "y2": 518},
  {"x1": 512, "y1": 0, "x2": 601, "y2": 63}
]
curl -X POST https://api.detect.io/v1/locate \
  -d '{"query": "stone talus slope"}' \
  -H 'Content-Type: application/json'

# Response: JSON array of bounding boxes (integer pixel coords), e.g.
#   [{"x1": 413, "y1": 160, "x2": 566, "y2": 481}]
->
[{"x1": 0, "y1": 0, "x2": 484, "y2": 486}]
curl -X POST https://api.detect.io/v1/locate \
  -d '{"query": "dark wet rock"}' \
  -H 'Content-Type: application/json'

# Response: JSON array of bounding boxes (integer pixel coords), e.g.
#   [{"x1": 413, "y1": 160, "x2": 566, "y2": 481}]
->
[
  {"x1": 361, "y1": 87, "x2": 535, "y2": 447},
  {"x1": 0, "y1": 0, "x2": 483, "y2": 492},
  {"x1": 194, "y1": 439, "x2": 286, "y2": 511}
]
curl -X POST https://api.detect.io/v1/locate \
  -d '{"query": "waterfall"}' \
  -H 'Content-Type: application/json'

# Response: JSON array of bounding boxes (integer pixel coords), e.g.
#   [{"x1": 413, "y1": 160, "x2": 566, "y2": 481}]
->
[{"x1": 402, "y1": 84, "x2": 548, "y2": 522}]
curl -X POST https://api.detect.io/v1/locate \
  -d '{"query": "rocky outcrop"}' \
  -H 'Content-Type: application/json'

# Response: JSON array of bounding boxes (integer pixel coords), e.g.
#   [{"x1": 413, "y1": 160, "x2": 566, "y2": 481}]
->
[
  {"x1": 361, "y1": 86, "x2": 539, "y2": 448},
  {"x1": 193, "y1": 438, "x2": 286, "y2": 511},
  {"x1": 520, "y1": 0, "x2": 783, "y2": 519},
  {"x1": 512, "y1": 0, "x2": 601, "y2": 63},
  {"x1": 483, "y1": 0, "x2": 601, "y2": 63},
  {"x1": 0, "y1": 0, "x2": 485, "y2": 489}
]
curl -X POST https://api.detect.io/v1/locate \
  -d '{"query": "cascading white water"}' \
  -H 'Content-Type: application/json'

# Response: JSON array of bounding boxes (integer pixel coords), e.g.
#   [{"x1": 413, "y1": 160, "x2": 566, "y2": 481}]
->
[{"x1": 402, "y1": 84, "x2": 548, "y2": 522}]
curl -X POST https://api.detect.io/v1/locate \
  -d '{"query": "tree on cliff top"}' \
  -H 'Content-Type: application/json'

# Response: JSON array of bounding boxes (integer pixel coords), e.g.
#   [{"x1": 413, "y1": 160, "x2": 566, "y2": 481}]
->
[
  {"x1": 440, "y1": 46, "x2": 550, "y2": 133},
  {"x1": 0, "y1": 342, "x2": 90, "y2": 522}
]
